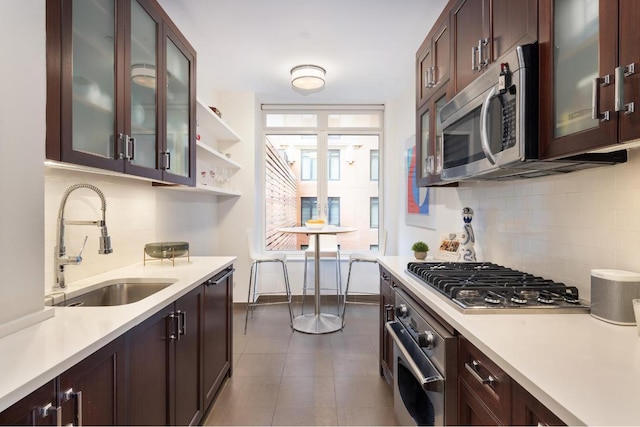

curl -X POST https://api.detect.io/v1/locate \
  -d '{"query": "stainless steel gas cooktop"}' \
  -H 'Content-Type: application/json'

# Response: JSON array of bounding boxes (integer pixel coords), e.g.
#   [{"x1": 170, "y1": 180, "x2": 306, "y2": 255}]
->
[{"x1": 406, "y1": 262, "x2": 589, "y2": 313}]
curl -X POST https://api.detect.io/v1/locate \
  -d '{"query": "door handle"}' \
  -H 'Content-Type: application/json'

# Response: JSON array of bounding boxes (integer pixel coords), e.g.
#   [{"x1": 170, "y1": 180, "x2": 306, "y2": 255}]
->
[
  {"x1": 479, "y1": 86, "x2": 498, "y2": 165},
  {"x1": 592, "y1": 75, "x2": 611, "y2": 122},
  {"x1": 615, "y1": 65, "x2": 635, "y2": 115}
]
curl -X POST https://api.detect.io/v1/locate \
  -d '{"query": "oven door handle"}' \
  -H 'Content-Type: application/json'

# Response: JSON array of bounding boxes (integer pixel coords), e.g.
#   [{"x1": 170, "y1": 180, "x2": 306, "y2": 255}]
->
[
  {"x1": 479, "y1": 85, "x2": 498, "y2": 165},
  {"x1": 386, "y1": 321, "x2": 444, "y2": 393}
]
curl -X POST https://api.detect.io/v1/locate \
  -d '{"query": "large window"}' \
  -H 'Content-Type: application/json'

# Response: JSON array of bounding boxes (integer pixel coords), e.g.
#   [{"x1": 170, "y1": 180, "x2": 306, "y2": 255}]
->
[{"x1": 263, "y1": 106, "x2": 383, "y2": 252}]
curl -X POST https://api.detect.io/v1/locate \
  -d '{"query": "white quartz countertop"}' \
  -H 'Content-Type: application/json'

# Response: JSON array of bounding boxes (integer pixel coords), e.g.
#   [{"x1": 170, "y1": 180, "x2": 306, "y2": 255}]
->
[
  {"x1": 379, "y1": 256, "x2": 640, "y2": 426},
  {"x1": 0, "y1": 256, "x2": 235, "y2": 413}
]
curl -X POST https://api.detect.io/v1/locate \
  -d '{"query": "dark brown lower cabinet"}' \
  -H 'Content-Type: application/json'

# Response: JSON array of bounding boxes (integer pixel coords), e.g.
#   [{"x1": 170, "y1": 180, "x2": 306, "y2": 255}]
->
[
  {"x1": 203, "y1": 267, "x2": 233, "y2": 409},
  {"x1": 0, "y1": 381, "x2": 58, "y2": 426},
  {"x1": 127, "y1": 286, "x2": 203, "y2": 426},
  {"x1": 459, "y1": 378, "x2": 502, "y2": 426},
  {"x1": 1, "y1": 267, "x2": 234, "y2": 426},
  {"x1": 512, "y1": 382, "x2": 565, "y2": 426},
  {"x1": 379, "y1": 267, "x2": 395, "y2": 383},
  {"x1": 0, "y1": 337, "x2": 126, "y2": 426}
]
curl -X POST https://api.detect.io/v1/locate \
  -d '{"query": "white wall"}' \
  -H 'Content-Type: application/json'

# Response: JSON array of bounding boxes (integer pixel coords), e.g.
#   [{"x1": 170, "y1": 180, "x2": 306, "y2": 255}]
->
[{"x1": 0, "y1": 0, "x2": 46, "y2": 324}]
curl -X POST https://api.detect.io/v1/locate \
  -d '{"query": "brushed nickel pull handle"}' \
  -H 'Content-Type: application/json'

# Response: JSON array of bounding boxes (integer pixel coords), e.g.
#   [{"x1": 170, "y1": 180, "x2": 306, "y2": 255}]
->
[
  {"x1": 615, "y1": 65, "x2": 635, "y2": 114},
  {"x1": 465, "y1": 360, "x2": 497, "y2": 389},
  {"x1": 592, "y1": 75, "x2": 611, "y2": 122},
  {"x1": 471, "y1": 46, "x2": 479, "y2": 71}
]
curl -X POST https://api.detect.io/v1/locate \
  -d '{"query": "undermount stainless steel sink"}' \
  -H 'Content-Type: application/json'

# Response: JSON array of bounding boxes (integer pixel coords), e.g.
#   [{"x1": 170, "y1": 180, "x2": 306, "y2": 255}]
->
[{"x1": 55, "y1": 278, "x2": 177, "y2": 307}]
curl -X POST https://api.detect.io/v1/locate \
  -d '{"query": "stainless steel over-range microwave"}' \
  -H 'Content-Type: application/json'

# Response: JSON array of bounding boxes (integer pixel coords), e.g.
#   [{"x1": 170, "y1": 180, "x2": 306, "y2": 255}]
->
[{"x1": 438, "y1": 43, "x2": 626, "y2": 181}]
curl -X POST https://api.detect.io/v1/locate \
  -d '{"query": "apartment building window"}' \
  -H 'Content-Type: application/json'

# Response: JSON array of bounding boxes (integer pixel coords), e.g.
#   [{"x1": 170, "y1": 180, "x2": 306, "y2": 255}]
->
[
  {"x1": 370, "y1": 149, "x2": 379, "y2": 181},
  {"x1": 301, "y1": 197, "x2": 318, "y2": 224},
  {"x1": 370, "y1": 197, "x2": 379, "y2": 229},
  {"x1": 328, "y1": 149, "x2": 341, "y2": 181},
  {"x1": 263, "y1": 106, "x2": 383, "y2": 252},
  {"x1": 301, "y1": 149, "x2": 317, "y2": 181},
  {"x1": 328, "y1": 197, "x2": 340, "y2": 225}
]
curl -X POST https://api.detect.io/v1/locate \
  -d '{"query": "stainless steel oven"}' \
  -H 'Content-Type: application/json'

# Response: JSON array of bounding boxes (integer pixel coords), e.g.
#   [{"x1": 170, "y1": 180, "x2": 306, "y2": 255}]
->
[{"x1": 385, "y1": 288, "x2": 457, "y2": 426}]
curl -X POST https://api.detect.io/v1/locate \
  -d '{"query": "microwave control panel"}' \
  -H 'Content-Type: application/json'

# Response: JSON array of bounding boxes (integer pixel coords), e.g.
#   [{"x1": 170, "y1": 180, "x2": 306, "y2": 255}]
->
[{"x1": 501, "y1": 97, "x2": 516, "y2": 150}]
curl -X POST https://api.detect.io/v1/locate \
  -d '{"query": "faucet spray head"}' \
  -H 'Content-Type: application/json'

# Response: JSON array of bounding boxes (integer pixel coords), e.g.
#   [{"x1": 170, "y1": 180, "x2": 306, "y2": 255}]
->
[{"x1": 99, "y1": 226, "x2": 113, "y2": 254}]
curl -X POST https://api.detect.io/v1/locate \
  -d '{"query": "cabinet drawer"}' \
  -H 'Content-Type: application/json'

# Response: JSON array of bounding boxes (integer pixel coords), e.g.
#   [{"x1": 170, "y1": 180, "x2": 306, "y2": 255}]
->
[{"x1": 458, "y1": 336, "x2": 511, "y2": 424}]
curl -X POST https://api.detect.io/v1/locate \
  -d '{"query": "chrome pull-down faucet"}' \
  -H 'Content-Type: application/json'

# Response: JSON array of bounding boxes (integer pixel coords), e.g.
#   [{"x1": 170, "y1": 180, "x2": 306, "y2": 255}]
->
[{"x1": 54, "y1": 184, "x2": 113, "y2": 289}]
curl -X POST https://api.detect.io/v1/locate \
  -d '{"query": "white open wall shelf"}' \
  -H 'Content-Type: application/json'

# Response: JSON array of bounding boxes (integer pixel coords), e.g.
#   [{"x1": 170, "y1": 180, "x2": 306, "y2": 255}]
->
[{"x1": 192, "y1": 98, "x2": 242, "y2": 196}]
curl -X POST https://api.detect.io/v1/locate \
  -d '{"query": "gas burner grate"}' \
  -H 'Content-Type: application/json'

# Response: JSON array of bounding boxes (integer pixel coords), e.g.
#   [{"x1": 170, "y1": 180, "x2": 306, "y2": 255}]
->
[{"x1": 406, "y1": 261, "x2": 586, "y2": 311}]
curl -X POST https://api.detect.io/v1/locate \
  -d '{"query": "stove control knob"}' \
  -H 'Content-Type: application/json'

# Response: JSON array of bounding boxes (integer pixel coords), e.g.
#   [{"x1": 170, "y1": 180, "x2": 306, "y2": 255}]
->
[
  {"x1": 396, "y1": 304, "x2": 408, "y2": 318},
  {"x1": 418, "y1": 331, "x2": 435, "y2": 349}
]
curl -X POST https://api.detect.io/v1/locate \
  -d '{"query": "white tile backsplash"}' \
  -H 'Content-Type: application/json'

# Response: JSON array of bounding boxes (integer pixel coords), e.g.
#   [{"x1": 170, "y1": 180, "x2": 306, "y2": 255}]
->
[{"x1": 435, "y1": 148, "x2": 640, "y2": 301}]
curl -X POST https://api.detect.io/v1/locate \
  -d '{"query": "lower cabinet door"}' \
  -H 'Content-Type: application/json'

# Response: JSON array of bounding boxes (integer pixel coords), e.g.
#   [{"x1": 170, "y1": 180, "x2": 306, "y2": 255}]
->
[
  {"x1": 58, "y1": 336, "x2": 126, "y2": 426},
  {"x1": 512, "y1": 382, "x2": 566, "y2": 426},
  {"x1": 173, "y1": 286, "x2": 204, "y2": 426},
  {"x1": 127, "y1": 305, "x2": 173, "y2": 426},
  {"x1": 459, "y1": 379, "x2": 502, "y2": 426},
  {"x1": 0, "y1": 380, "x2": 58, "y2": 426},
  {"x1": 203, "y1": 269, "x2": 233, "y2": 409}
]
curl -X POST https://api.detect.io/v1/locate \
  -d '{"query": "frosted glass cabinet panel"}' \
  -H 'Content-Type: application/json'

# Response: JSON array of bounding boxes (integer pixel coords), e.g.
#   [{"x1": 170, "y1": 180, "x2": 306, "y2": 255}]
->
[
  {"x1": 71, "y1": 0, "x2": 116, "y2": 159},
  {"x1": 130, "y1": 0, "x2": 158, "y2": 170},
  {"x1": 553, "y1": 0, "x2": 599, "y2": 138},
  {"x1": 165, "y1": 38, "x2": 191, "y2": 179}
]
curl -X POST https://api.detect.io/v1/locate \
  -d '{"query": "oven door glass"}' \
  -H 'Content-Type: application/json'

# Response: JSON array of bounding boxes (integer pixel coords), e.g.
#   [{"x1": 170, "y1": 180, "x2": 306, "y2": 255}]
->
[{"x1": 441, "y1": 88, "x2": 517, "y2": 178}]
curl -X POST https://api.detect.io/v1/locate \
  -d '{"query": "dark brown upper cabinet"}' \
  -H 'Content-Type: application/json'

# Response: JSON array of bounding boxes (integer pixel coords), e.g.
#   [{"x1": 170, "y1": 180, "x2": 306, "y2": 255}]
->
[
  {"x1": 451, "y1": 0, "x2": 537, "y2": 94},
  {"x1": 46, "y1": 0, "x2": 196, "y2": 186},
  {"x1": 417, "y1": 10, "x2": 451, "y2": 109},
  {"x1": 416, "y1": 87, "x2": 450, "y2": 186},
  {"x1": 539, "y1": 0, "x2": 640, "y2": 159}
]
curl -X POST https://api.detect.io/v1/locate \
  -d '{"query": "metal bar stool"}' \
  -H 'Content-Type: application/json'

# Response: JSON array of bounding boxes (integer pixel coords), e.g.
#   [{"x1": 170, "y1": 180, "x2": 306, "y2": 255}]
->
[
  {"x1": 244, "y1": 229, "x2": 294, "y2": 334},
  {"x1": 302, "y1": 234, "x2": 342, "y2": 315},
  {"x1": 342, "y1": 230, "x2": 387, "y2": 326}
]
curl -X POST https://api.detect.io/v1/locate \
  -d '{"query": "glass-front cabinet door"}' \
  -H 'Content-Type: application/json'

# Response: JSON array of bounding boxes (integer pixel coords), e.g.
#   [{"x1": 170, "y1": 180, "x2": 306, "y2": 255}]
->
[
  {"x1": 126, "y1": 0, "x2": 161, "y2": 178},
  {"x1": 53, "y1": 0, "x2": 121, "y2": 171},
  {"x1": 163, "y1": 30, "x2": 195, "y2": 185},
  {"x1": 415, "y1": 88, "x2": 448, "y2": 186},
  {"x1": 539, "y1": 0, "x2": 617, "y2": 159}
]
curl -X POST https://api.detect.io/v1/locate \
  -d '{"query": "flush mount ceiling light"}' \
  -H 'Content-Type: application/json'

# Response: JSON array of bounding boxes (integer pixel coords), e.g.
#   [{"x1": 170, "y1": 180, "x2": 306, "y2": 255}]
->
[
  {"x1": 290, "y1": 65, "x2": 326, "y2": 92},
  {"x1": 131, "y1": 64, "x2": 156, "y2": 88}
]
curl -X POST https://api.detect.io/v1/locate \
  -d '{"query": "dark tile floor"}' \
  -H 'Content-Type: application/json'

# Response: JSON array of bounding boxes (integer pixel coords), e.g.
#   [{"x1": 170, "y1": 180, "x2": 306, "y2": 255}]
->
[{"x1": 202, "y1": 302, "x2": 397, "y2": 426}]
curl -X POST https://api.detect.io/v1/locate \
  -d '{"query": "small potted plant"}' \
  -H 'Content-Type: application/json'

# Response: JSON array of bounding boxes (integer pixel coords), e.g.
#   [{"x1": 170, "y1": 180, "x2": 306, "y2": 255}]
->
[{"x1": 411, "y1": 241, "x2": 429, "y2": 260}]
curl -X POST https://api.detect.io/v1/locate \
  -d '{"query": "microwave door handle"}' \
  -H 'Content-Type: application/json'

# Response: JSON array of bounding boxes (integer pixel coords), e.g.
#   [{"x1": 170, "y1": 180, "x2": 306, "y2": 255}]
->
[{"x1": 480, "y1": 86, "x2": 498, "y2": 165}]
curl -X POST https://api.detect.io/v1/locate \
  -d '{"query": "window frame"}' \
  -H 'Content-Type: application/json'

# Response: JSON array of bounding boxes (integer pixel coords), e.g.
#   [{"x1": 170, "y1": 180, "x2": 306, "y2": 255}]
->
[{"x1": 261, "y1": 105, "x2": 384, "y2": 254}]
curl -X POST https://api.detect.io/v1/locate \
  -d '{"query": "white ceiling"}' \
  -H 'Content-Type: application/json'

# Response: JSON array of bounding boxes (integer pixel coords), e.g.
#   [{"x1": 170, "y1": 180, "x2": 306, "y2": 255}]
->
[{"x1": 157, "y1": 0, "x2": 448, "y2": 104}]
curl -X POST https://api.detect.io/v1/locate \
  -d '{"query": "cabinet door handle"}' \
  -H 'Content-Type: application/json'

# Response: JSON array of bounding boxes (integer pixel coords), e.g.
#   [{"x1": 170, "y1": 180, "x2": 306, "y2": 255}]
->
[
  {"x1": 39, "y1": 402, "x2": 62, "y2": 427},
  {"x1": 471, "y1": 46, "x2": 479, "y2": 71},
  {"x1": 592, "y1": 75, "x2": 611, "y2": 122},
  {"x1": 478, "y1": 38, "x2": 489, "y2": 68},
  {"x1": 161, "y1": 152, "x2": 171, "y2": 170},
  {"x1": 465, "y1": 360, "x2": 497, "y2": 389},
  {"x1": 615, "y1": 65, "x2": 635, "y2": 115},
  {"x1": 207, "y1": 268, "x2": 235, "y2": 286},
  {"x1": 178, "y1": 310, "x2": 187, "y2": 337},
  {"x1": 126, "y1": 137, "x2": 135, "y2": 160},
  {"x1": 168, "y1": 313, "x2": 179, "y2": 340},
  {"x1": 62, "y1": 388, "x2": 82, "y2": 426}
]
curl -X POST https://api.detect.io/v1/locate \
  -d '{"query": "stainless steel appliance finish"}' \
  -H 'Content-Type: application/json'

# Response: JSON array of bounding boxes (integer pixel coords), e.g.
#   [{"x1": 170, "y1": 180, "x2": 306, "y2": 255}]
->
[
  {"x1": 386, "y1": 288, "x2": 457, "y2": 426},
  {"x1": 407, "y1": 262, "x2": 589, "y2": 313},
  {"x1": 439, "y1": 43, "x2": 626, "y2": 181},
  {"x1": 591, "y1": 269, "x2": 640, "y2": 325}
]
